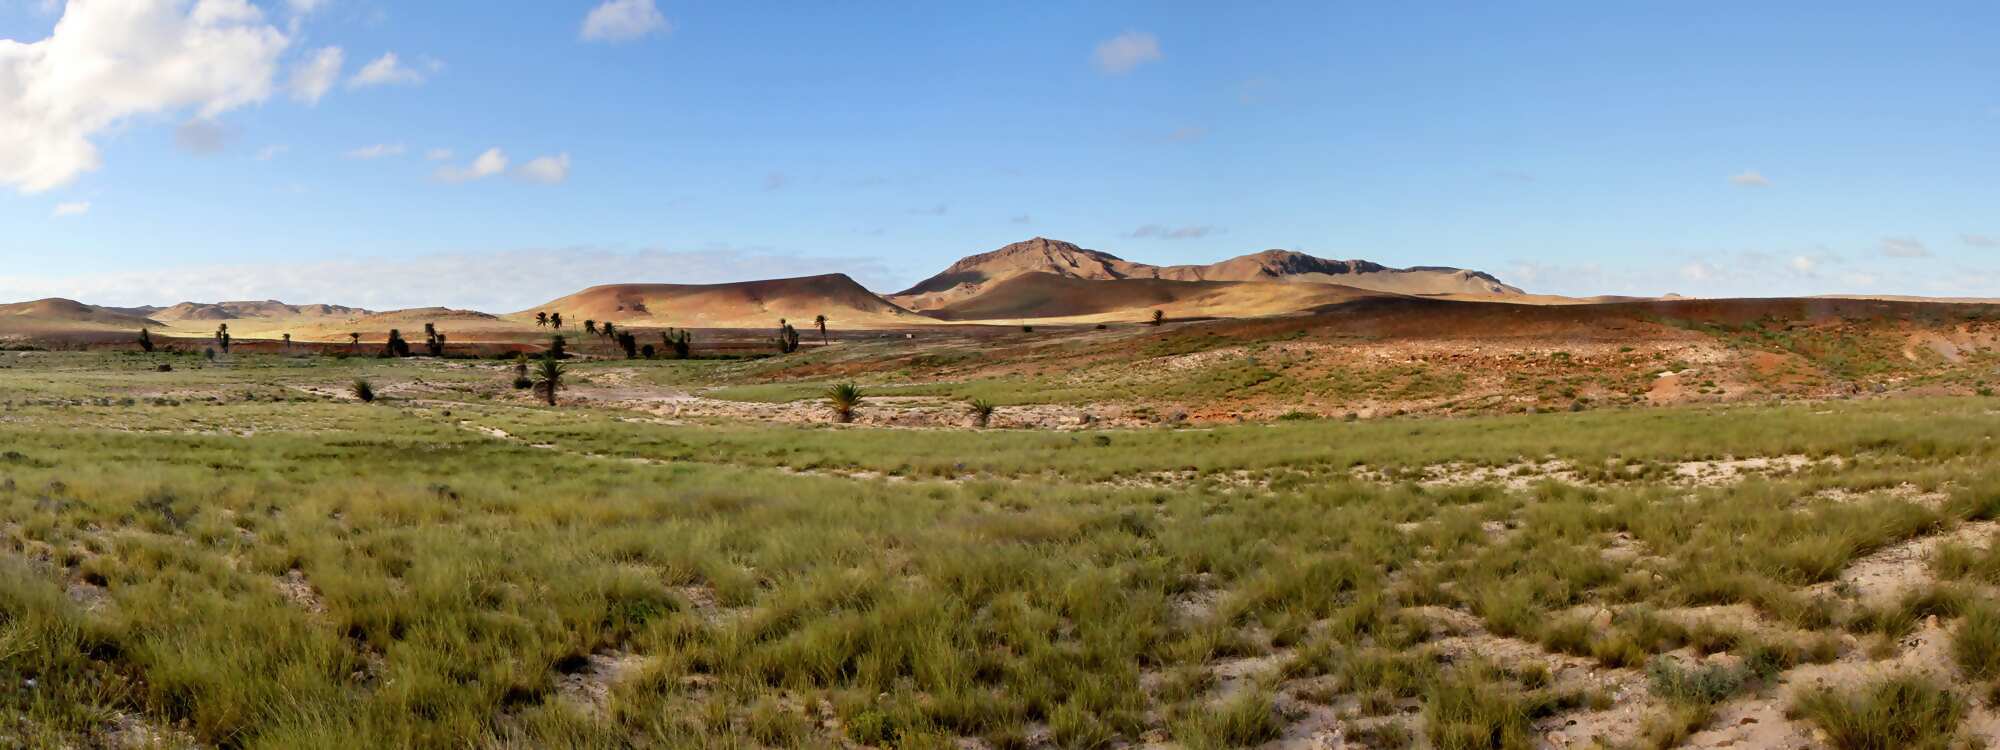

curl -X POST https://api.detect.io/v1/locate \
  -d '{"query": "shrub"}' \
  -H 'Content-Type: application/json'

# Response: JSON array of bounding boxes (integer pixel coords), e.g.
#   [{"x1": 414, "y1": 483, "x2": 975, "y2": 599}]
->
[{"x1": 351, "y1": 379, "x2": 375, "y2": 403}]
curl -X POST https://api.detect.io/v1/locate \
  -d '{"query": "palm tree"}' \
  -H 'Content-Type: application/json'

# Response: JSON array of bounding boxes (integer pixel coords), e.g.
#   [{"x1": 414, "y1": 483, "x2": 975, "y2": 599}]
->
[
  {"x1": 825, "y1": 383, "x2": 863, "y2": 424},
  {"x1": 1151, "y1": 309, "x2": 1165, "y2": 326},
  {"x1": 550, "y1": 313, "x2": 563, "y2": 329},
  {"x1": 348, "y1": 332, "x2": 360, "y2": 353},
  {"x1": 535, "y1": 311, "x2": 548, "y2": 327},
  {"x1": 533, "y1": 354, "x2": 566, "y2": 406},
  {"x1": 281, "y1": 333, "x2": 291, "y2": 349},
  {"x1": 137, "y1": 328, "x2": 154, "y2": 353},
  {"x1": 215, "y1": 324, "x2": 231, "y2": 353},
  {"x1": 548, "y1": 334, "x2": 567, "y2": 359},
  {"x1": 601, "y1": 321, "x2": 616, "y2": 340},
  {"x1": 814, "y1": 314, "x2": 828, "y2": 344},
  {"x1": 512, "y1": 353, "x2": 533, "y2": 389},
  {"x1": 584, "y1": 320, "x2": 598, "y2": 335},
  {"x1": 969, "y1": 398, "x2": 995, "y2": 428}
]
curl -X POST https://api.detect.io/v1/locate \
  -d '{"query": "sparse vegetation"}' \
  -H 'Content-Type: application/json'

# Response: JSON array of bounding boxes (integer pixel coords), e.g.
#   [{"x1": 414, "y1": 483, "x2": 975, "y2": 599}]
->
[{"x1": 1788, "y1": 675, "x2": 1964, "y2": 750}]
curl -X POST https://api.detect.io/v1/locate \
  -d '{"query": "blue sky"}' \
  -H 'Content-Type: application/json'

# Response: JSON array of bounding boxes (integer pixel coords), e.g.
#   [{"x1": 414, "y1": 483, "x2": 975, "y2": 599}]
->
[{"x1": 4, "y1": 0, "x2": 1999, "y2": 309}]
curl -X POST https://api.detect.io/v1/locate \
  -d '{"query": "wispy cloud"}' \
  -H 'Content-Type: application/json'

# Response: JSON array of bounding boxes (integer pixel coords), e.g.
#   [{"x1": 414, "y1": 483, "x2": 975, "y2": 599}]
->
[
  {"x1": 1963, "y1": 234, "x2": 1998, "y2": 248},
  {"x1": 424, "y1": 148, "x2": 453, "y2": 161},
  {"x1": 1880, "y1": 237, "x2": 1930, "y2": 258},
  {"x1": 1127, "y1": 224, "x2": 1218, "y2": 240},
  {"x1": 51, "y1": 201, "x2": 90, "y2": 218},
  {"x1": 290, "y1": 46, "x2": 343, "y2": 104},
  {"x1": 257, "y1": 145, "x2": 289, "y2": 161},
  {"x1": 435, "y1": 148, "x2": 508, "y2": 183},
  {"x1": 580, "y1": 0, "x2": 670, "y2": 42},
  {"x1": 346, "y1": 143, "x2": 405, "y2": 159},
  {"x1": 174, "y1": 118, "x2": 231, "y2": 155},
  {"x1": 1093, "y1": 31, "x2": 1161, "y2": 75},
  {"x1": 1728, "y1": 170, "x2": 1770, "y2": 187},
  {"x1": 908, "y1": 203, "x2": 948, "y2": 216},
  {"x1": 349, "y1": 52, "x2": 427, "y2": 88},
  {"x1": 1009, "y1": 214, "x2": 1032, "y2": 225},
  {"x1": 515, "y1": 153, "x2": 571, "y2": 184}
]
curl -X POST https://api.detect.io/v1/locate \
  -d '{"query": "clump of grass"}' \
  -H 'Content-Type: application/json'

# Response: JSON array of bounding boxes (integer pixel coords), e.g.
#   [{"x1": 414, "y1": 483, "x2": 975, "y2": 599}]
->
[
  {"x1": 1171, "y1": 689, "x2": 1281, "y2": 749},
  {"x1": 1788, "y1": 675, "x2": 1964, "y2": 750},
  {"x1": 1645, "y1": 655, "x2": 1747, "y2": 706},
  {"x1": 1954, "y1": 602, "x2": 2000, "y2": 680},
  {"x1": 826, "y1": 383, "x2": 864, "y2": 424},
  {"x1": 350, "y1": 378, "x2": 375, "y2": 402}
]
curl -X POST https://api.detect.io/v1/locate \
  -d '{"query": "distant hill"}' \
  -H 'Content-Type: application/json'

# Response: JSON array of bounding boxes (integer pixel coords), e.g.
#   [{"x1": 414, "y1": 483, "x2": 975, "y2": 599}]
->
[
  {"x1": 0, "y1": 298, "x2": 162, "y2": 332},
  {"x1": 889, "y1": 238, "x2": 1521, "y2": 315},
  {"x1": 522, "y1": 274, "x2": 919, "y2": 329},
  {"x1": 150, "y1": 300, "x2": 371, "y2": 321}
]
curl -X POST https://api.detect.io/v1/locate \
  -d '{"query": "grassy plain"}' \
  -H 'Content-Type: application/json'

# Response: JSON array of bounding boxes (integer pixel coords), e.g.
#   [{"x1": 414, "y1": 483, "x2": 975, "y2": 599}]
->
[{"x1": 1, "y1": 350, "x2": 1999, "y2": 748}]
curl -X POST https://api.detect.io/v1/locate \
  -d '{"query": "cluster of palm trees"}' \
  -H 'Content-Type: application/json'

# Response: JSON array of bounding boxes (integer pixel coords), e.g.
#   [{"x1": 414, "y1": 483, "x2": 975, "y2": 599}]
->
[{"x1": 534, "y1": 311, "x2": 564, "y2": 329}]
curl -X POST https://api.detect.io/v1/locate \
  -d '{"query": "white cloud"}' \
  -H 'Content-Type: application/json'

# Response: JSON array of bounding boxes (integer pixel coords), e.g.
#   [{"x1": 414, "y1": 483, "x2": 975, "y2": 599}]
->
[
  {"x1": 1789, "y1": 255, "x2": 1815, "y2": 273},
  {"x1": 1880, "y1": 237, "x2": 1930, "y2": 258},
  {"x1": 0, "y1": 0, "x2": 290, "y2": 193},
  {"x1": 1963, "y1": 234, "x2": 1998, "y2": 248},
  {"x1": 1128, "y1": 224, "x2": 1218, "y2": 239},
  {"x1": 1093, "y1": 31, "x2": 1161, "y2": 75},
  {"x1": 1679, "y1": 261, "x2": 1714, "y2": 281},
  {"x1": 435, "y1": 147, "x2": 507, "y2": 182},
  {"x1": 345, "y1": 143, "x2": 405, "y2": 159},
  {"x1": 1728, "y1": 170, "x2": 1770, "y2": 187},
  {"x1": 289, "y1": 46, "x2": 342, "y2": 104},
  {"x1": 348, "y1": 52, "x2": 425, "y2": 88},
  {"x1": 256, "y1": 144, "x2": 288, "y2": 160},
  {"x1": 286, "y1": 0, "x2": 328, "y2": 14},
  {"x1": 516, "y1": 153, "x2": 571, "y2": 184},
  {"x1": 50, "y1": 201, "x2": 89, "y2": 218},
  {"x1": 424, "y1": 148, "x2": 453, "y2": 161},
  {"x1": 580, "y1": 0, "x2": 669, "y2": 42}
]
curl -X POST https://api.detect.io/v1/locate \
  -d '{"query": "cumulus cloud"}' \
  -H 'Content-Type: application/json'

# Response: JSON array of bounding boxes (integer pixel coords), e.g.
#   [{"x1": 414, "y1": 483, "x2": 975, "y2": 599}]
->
[
  {"x1": 50, "y1": 201, "x2": 89, "y2": 218},
  {"x1": 424, "y1": 148, "x2": 453, "y2": 161},
  {"x1": 1093, "y1": 31, "x2": 1161, "y2": 75},
  {"x1": 1728, "y1": 170, "x2": 1770, "y2": 187},
  {"x1": 0, "y1": 0, "x2": 290, "y2": 193},
  {"x1": 580, "y1": 0, "x2": 669, "y2": 42},
  {"x1": 435, "y1": 147, "x2": 507, "y2": 182},
  {"x1": 349, "y1": 52, "x2": 426, "y2": 88},
  {"x1": 345, "y1": 143, "x2": 405, "y2": 159},
  {"x1": 1880, "y1": 237, "x2": 1930, "y2": 258},
  {"x1": 516, "y1": 153, "x2": 571, "y2": 184},
  {"x1": 1127, "y1": 224, "x2": 1217, "y2": 239},
  {"x1": 0, "y1": 246, "x2": 904, "y2": 312},
  {"x1": 289, "y1": 46, "x2": 342, "y2": 104},
  {"x1": 1963, "y1": 234, "x2": 1998, "y2": 248}
]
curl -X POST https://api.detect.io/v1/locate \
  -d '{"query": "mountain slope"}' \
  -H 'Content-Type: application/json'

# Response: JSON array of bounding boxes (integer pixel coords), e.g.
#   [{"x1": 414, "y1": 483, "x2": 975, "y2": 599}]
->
[
  {"x1": 923, "y1": 272, "x2": 1397, "y2": 322},
  {"x1": 522, "y1": 274, "x2": 921, "y2": 329},
  {"x1": 889, "y1": 238, "x2": 1521, "y2": 315}
]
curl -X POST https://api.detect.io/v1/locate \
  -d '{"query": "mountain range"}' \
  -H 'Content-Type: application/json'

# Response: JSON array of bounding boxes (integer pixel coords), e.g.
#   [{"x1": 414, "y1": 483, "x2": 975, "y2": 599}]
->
[{"x1": 0, "y1": 238, "x2": 1533, "y2": 339}]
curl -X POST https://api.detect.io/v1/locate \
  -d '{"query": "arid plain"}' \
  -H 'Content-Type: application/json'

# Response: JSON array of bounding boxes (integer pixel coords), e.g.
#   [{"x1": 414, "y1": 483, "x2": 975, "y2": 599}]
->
[{"x1": 4, "y1": 238, "x2": 2000, "y2": 748}]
